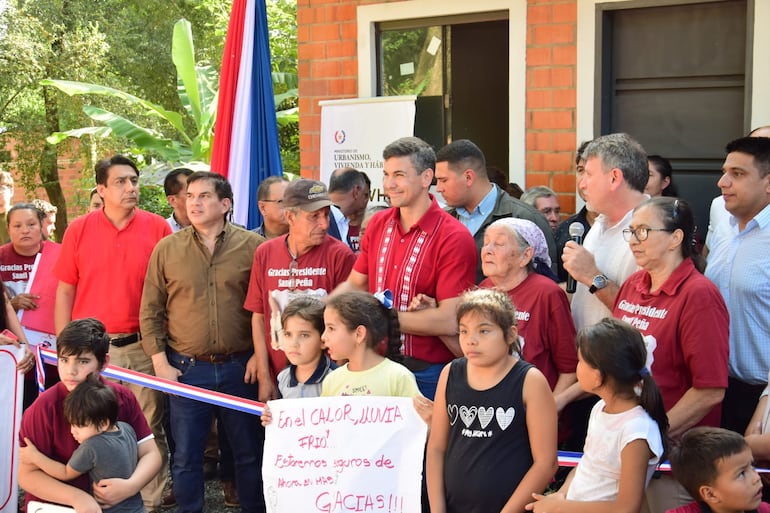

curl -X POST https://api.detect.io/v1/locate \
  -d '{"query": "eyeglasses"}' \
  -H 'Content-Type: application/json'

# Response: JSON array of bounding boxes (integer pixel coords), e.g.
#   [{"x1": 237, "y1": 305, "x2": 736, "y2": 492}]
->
[
  {"x1": 262, "y1": 199, "x2": 283, "y2": 204},
  {"x1": 622, "y1": 227, "x2": 674, "y2": 242}
]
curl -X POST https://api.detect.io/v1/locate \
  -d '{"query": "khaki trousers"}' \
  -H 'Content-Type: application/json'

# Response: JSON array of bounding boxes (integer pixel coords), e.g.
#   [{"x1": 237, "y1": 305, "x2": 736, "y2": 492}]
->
[{"x1": 108, "y1": 341, "x2": 169, "y2": 510}]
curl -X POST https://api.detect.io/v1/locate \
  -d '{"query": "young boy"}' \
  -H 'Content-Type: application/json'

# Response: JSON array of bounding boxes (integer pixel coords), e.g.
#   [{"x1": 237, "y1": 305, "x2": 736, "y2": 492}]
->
[
  {"x1": 17, "y1": 318, "x2": 161, "y2": 513},
  {"x1": 22, "y1": 377, "x2": 143, "y2": 513},
  {"x1": 668, "y1": 426, "x2": 770, "y2": 513}
]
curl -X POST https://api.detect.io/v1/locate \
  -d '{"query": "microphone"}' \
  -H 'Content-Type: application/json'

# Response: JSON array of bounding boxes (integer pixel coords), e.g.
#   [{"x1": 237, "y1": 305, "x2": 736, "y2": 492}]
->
[{"x1": 566, "y1": 222, "x2": 585, "y2": 294}]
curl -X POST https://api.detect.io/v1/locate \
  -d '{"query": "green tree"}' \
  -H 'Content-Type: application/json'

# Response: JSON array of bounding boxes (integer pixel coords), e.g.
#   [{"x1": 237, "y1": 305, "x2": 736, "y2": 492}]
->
[
  {"x1": 0, "y1": 1, "x2": 228, "y2": 236},
  {"x1": 43, "y1": 19, "x2": 218, "y2": 165}
]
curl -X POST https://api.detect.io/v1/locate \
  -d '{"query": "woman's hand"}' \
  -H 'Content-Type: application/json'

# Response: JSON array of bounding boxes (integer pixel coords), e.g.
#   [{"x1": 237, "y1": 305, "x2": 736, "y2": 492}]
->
[
  {"x1": 10, "y1": 293, "x2": 40, "y2": 311},
  {"x1": 17, "y1": 349, "x2": 34, "y2": 373}
]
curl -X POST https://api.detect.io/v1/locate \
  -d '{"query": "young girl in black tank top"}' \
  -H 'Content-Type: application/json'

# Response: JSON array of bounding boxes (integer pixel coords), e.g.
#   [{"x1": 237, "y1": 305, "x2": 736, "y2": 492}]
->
[{"x1": 426, "y1": 288, "x2": 558, "y2": 513}]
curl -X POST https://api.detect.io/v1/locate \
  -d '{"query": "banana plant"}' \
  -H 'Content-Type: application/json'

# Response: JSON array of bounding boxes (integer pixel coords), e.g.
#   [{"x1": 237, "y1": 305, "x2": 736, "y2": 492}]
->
[{"x1": 41, "y1": 18, "x2": 217, "y2": 163}]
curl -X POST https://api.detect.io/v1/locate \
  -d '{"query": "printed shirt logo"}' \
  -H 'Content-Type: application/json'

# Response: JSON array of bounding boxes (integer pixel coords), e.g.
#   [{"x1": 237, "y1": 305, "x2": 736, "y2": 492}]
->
[
  {"x1": 447, "y1": 403, "x2": 516, "y2": 438},
  {"x1": 307, "y1": 184, "x2": 327, "y2": 200}
]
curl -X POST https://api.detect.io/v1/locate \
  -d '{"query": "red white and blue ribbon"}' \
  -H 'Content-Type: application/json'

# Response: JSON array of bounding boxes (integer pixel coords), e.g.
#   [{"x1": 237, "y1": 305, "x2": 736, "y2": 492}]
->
[
  {"x1": 34, "y1": 343, "x2": 46, "y2": 393},
  {"x1": 36, "y1": 347, "x2": 770, "y2": 474},
  {"x1": 37, "y1": 347, "x2": 264, "y2": 416}
]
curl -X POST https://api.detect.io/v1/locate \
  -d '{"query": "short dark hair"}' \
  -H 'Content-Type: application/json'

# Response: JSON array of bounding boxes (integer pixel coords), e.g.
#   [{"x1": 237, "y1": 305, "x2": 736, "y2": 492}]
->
[
  {"x1": 89, "y1": 188, "x2": 100, "y2": 200},
  {"x1": 257, "y1": 176, "x2": 289, "y2": 201},
  {"x1": 382, "y1": 137, "x2": 436, "y2": 175},
  {"x1": 57, "y1": 318, "x2": 110, "y2": 368},
  {"x1": 725, "y1": 136, "x2": 770, "y2": 178},
  {"x1": 583, "y1": 133, "x2": 648, "y2": 193},
  {"x1": 435, "y1": 139, "x2": 487, "y2": 178},
  {"x1": 94, "y1": 155, "x2": 139, "y2": 186},
  {"x1": 281, "y1": 296, "x2": 326, "y2": 335},
  {"x1": 63, "y1": 376, "x2": 118, "y2": 428},
  {"x1": 329, "y1": 168, "x2": 366, "y2": 194},
  {"x1": 163, "y1": 168, "x2": 194, "y2": 197},
  {"x1": 670, "y1": 427, "x2": 749, "y2": 501},
  {"x1": 187, "y1": 171, "x2": 233, "y2": 202},
  {"x1": 7, "y1": 203, "x2": 44, "y2": 227},
  {"x1": 576, "y1": 140, "x2": 592, "y2": 166}
]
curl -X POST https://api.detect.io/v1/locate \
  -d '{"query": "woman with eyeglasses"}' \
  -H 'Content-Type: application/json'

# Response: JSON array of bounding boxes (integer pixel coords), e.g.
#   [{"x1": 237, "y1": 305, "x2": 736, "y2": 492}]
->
[{"x1": 612, "y1": 196, "x2": 729, "y2": 513}]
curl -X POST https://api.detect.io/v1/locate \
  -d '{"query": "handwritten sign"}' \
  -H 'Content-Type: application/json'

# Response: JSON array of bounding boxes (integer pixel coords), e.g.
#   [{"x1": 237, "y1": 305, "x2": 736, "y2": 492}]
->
[
  {"x1": 263, "y1": 396, "x2": 427, "y2": 513},
  {"x1": 0, "y1": 345, "x2": 24, "y2": 513}
]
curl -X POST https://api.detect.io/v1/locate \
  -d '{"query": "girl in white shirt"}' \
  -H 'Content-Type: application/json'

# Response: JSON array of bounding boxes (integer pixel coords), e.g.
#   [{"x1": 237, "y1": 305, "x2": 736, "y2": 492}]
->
[{"x1": 526, "y1": 318, "x2": 668, "y2": 513}]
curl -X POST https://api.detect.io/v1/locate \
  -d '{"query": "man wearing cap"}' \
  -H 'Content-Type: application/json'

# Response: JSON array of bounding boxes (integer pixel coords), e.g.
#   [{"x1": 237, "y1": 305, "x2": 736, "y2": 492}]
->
[
  {"x1": 244, "y1": 179, "x2": 356, "y2": 401},
  {"x1": 140, "y1": 172, "x2": 265, "y2": 513}
]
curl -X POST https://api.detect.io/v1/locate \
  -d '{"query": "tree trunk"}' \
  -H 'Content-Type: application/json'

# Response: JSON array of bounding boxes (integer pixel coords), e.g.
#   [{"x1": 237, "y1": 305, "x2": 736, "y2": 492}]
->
[
  {"x1": 41, "y1": 87, "x2": 67, "y2": 239},
  {"x1": 39, "y1": 0, "x2": 69, "y2": 239}
]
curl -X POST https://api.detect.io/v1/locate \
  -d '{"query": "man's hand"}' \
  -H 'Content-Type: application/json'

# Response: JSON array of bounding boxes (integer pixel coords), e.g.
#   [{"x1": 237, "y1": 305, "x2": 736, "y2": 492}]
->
[
  {"x1": 561, "y1": 240, "x2": 600, "y2": 286},
  {"x1": 154, "y1": 362, "x2": 181, "y2": 382},
  {"x1": 245, "y1": 354, "x2": 277, "y2": 402},
  {"x1": 407, "y1": 294, "x2": 437, "y2": 312},
  {"x1": 93, "y1": 478, "x2": 134, "y2": 507},
  {"x1": 151, "y1": 352, "x2": 181, "y2": 382},
  {"x1": 71, "y1": 493, "x2": 103, "y2": 513},
  {"x1": 19, "y1": 437, "x2": 42, "y2": 467}
]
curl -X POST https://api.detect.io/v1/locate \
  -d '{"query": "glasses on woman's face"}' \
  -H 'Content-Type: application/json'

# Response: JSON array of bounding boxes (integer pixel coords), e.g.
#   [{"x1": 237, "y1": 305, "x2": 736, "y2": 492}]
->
[{"x1": 622, "y1": 226, "x2": 674, "y2": 242}]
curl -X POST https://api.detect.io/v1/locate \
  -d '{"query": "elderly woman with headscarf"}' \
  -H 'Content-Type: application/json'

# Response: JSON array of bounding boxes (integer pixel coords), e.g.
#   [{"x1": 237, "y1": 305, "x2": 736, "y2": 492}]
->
[{"x1": 478, "y1": 217, "x2": 579, "y2": 411}]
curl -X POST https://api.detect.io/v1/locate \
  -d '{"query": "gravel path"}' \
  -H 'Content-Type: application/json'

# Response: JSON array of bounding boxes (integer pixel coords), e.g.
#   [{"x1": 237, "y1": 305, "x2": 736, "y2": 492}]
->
[{"x1": 18, "y1": 478, "x2": 235, "y2": 513}]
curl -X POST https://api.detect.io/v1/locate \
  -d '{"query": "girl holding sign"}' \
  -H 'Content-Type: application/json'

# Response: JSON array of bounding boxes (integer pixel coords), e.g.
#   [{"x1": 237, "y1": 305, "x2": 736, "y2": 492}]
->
[
  {"x1": 427, "y1": 288, "x2": 558, "y2": 513},
  {"x1": 321, "y1": 291, "x2": 423, "y2": 402},
  {"x1": 261, "y1": 291, "x2": 432, "y2": 423}
]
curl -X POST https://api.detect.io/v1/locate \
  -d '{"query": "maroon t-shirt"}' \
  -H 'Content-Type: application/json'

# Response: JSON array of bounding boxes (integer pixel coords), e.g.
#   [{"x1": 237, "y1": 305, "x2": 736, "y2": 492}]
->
[
  {"x1": 481, "y1": 272, "x2": 577, "y2": 389},
  {"x1": 613, "y1": 258, "x2": 729, "y2": 427},
  {"x1": 19, "y1": 380, "x2": 152, "y2": 507},
  {"x1": 244, "y1": 234, "x2": 356, "y2": 376}
]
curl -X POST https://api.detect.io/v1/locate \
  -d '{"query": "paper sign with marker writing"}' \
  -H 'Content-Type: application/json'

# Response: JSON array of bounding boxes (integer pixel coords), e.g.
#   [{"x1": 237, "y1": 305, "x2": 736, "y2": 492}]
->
[{"x1": 263, "y1": 396, "x2": 427, "y2": 513}]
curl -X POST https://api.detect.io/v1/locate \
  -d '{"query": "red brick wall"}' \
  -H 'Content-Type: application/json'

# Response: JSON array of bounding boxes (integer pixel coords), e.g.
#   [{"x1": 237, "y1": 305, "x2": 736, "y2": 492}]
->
[
  {"x1": 2, "y1": 138, "x2": 88, "y2": 221},
  {"x1": 525, "y1": 0, "x2": 578, "y2": 216},
  {"x1": 298, "y1": 0, "x2": 579, "y2": 216}
]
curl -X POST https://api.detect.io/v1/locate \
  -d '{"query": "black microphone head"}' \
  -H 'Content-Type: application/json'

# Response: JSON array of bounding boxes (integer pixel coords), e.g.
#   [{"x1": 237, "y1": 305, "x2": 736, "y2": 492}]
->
[{"x1": 568, "y1": 222, "x2": 585, "y2": 238}]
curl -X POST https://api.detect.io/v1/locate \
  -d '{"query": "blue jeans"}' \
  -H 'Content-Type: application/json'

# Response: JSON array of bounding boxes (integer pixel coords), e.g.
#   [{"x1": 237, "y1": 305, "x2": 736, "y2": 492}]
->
[
  {"x1": 168, "y1": 349, "x2": 265, "y2": 513},
  {"x1": 412, "y1": 363, "x2": 445, "y2": 400}
]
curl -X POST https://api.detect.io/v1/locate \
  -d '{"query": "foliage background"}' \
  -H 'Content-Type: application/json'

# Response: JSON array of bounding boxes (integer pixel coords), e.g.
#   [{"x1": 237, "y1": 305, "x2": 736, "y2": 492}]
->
[{"x1": 0, "y1": 0, "x2": 298, "y2": 229}]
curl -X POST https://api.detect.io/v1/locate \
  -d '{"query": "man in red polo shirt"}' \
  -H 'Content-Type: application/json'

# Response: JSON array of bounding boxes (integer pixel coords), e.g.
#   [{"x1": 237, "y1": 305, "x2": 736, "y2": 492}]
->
[
  {"x1": 54, "y1": 154, "x2": 171, "y2": 512},
  {"x1": 334, "y1": 136, "x2": 477, "y2": 400}
]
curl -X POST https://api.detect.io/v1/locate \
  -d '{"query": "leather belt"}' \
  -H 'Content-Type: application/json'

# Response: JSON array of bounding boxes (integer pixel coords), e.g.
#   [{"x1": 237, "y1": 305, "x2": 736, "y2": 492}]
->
[
  {"x1": 109, "y1": 333, "x2": 141, "y2": 347},
  {"x1": 192, "y1": 350, "x2": 251, "y2": 363},
  {"x1": 400, "y1": 356, "x2": 433, "y2": 372}
]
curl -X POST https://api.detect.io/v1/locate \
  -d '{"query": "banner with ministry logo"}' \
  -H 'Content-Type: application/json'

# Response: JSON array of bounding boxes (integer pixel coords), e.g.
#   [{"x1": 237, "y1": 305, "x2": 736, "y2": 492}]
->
[{"x1": 319, "y1": 96, "x2": 416, "y2": 204}]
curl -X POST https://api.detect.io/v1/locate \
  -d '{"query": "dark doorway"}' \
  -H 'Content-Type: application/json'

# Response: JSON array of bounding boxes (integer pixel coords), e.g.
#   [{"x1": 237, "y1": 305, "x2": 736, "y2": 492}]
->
[
  {"x1": 599, "y1": 0, "x2": 748, "y2": 238},
  {"x1": 378, "y1": 16, "x2": 509, "y2": 174}
]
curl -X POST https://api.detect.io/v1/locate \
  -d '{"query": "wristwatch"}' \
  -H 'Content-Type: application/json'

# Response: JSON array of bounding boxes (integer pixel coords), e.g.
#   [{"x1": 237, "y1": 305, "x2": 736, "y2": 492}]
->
[{"x1": 589, "y1": 274, "x2": 609, "y2": 294}]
